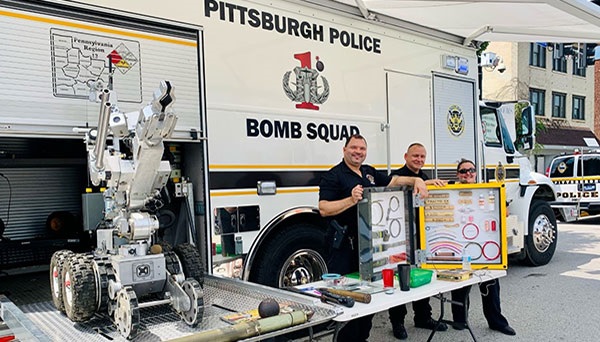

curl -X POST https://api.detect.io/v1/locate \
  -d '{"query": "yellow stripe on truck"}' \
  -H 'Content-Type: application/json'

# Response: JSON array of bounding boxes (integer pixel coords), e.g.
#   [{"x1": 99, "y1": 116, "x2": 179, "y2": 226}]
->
[{"x1": 0, "y1": 9, "x2": 196, "y2": 46}]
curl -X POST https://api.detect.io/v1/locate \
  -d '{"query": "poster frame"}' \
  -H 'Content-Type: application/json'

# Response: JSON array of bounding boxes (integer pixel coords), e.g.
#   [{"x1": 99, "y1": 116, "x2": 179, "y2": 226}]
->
[{"x1": 418, "y1": 183, "x2": 508, "y2": 270}]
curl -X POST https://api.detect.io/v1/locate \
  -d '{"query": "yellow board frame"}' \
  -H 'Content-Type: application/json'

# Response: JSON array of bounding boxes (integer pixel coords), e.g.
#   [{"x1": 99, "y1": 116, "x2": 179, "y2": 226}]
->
[{"x1": 418, "y1": 183, "x2": 507, "y2": 270}]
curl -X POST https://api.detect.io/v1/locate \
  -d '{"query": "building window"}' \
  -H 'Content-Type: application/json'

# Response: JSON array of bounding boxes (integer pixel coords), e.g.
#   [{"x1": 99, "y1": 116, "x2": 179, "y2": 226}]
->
[
  {"x1": 529, "y1": 43, "x2": 546, "y2": 68},
  {"x1": 552, "y1": 92, "x2": 566, "y2": 118},
  {"x1": 573, "y1": 58, "x2": 586, "y2": 77},
  {"x1": 529, "y1": 88, "x2": 546, "y2": 116},
  {"x1": 552, "y1": 44, "x2": 567, "y2": 72},
  {"x1": 572, "y1": 95, "x2": 585, "y2": 120}
]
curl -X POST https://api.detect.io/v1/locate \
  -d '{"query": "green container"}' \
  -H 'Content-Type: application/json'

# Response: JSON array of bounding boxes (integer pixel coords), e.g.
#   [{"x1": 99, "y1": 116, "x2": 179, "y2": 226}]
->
[
  {"x1": 345, "y1": 271, "x2": 361, "y2": 279},
  {"x1": 410, "y1": 268, "x2": 433, "y2": 288}
]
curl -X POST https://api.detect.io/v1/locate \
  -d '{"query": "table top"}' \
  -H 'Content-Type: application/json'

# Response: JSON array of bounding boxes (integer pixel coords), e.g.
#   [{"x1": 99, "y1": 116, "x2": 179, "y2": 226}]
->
[{"x1": 300, "y1": 269, "x2": 506, "y2": 322}]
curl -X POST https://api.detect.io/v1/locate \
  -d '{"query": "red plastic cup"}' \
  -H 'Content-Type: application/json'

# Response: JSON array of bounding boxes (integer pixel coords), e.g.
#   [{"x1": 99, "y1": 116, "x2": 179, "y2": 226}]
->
[{"x1": 382, "y1": 268, "x2": 394, "y2": 289}]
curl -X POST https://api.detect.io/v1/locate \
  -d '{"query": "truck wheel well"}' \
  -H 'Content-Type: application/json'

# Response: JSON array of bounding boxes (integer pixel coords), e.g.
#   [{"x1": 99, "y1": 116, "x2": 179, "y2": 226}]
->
[
  {"x1": 247, "y1": 212, "x2": 327, "y2": 284},
  {"x1": 256, "y1": 212, "x2": 327, "y2": 248},
  {"x1": 532, "y1": 185, "x2": 561, "y2": 220},
  {"x1": 286, "y1": 212, "x2": 325, "y2": 228},
  {"x1": 532, "y1": 185, "x2": 555, "y2": 202}
]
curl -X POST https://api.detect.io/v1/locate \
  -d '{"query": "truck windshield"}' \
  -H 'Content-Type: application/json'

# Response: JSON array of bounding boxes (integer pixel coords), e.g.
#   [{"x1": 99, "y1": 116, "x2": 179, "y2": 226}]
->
[{"x1": 480, "y1": 107, "x2": 516, "y2": 154}]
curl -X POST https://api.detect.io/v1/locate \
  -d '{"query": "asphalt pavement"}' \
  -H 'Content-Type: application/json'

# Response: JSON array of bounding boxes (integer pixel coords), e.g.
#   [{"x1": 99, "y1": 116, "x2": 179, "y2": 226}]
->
[{"x1": 305, "y1": 217, "x2": 600, "y2": 341}]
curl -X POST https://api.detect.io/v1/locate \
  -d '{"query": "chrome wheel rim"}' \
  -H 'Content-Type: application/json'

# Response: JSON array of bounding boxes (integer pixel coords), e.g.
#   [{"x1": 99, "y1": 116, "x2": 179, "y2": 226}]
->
[
  {"x1": 532, "y1": 213, "x2": 555, "y2": 253},
  {"x1": 278, "y1": 249, "x2": 327, "y2": 287}
]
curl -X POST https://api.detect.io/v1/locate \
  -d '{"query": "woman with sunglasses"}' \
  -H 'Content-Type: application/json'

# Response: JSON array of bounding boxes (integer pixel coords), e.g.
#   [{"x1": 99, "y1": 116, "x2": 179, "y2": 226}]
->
[{"x1": 450, "y1": 159, "x2": 516, "y2": 336}]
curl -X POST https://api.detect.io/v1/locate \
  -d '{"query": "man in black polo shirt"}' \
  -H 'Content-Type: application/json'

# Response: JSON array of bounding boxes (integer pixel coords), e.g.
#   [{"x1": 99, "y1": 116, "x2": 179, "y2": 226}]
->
[
  {"x1": 319, "y1": 135, "x2": 427, "y2": 341},
  {"x1": 388, "y1": 142, "x2": 448, "y2": 339}
]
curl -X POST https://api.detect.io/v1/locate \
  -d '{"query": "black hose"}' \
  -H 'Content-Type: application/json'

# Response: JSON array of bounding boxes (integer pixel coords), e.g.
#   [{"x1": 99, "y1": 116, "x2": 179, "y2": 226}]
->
[{"x1": 0, "y1": 172, "x2": 11, "y2": 232}]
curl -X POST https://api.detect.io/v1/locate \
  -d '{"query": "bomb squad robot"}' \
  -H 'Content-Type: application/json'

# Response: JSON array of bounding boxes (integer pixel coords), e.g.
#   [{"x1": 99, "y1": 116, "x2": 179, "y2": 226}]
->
[{"x1": 49, "y1": 81, "x2": 204, "y2": 339}]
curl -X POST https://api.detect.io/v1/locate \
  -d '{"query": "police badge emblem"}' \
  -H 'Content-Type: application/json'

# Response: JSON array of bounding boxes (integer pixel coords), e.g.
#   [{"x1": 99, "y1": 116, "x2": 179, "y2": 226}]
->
[
  {"x1": 447, "y1": 104, "x2": 465, "y2": 136},
  {"x1": 366, "y1": 174, "x2": 375, "y2": 185},
  {"x1": 495, "y1": 162, "x2": 506, "y2": 182}
]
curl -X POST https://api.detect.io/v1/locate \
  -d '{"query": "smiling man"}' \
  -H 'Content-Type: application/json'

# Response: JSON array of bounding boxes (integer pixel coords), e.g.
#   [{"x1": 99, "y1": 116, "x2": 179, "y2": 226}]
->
[
  {"x1": 318, "y1": 134, "x2": 427, "y2": 341},
  {"x1": 387, "y1": 142, "x2": 448, "y2": 340}
]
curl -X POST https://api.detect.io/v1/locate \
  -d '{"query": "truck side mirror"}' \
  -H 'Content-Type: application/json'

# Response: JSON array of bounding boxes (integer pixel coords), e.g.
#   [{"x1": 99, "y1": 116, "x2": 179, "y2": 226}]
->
[{"x1": 520, "y1": 106, "x2": 535, "y2": 151}]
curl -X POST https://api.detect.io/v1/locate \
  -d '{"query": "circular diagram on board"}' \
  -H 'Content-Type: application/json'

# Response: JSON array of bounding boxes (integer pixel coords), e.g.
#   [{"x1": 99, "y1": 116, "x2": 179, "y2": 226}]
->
[
  {"x1": 462, "y1": 223, "x2": 480, "y2": 240},
  {"x1": 389, "y1": 218, "x2": 403, "y2": 238},
  {"x1": 463, "y1": 242, "x2": 483, "y2": 261},
  {"x1": 482, "y1": 241, "x2": 501, "y2": 261},
  {"x1": 371, "y1": 201, "x2": 384, "y2": 225}
]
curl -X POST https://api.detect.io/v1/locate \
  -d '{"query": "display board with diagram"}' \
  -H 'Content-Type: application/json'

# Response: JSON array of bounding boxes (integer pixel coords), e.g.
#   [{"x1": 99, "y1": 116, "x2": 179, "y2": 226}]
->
[
  {"x1": 418, "y1": 183, "x2": 507, "y2": 270},
  {"x1": 357, "y1": 187, "x2": 415, "y2": 282}
]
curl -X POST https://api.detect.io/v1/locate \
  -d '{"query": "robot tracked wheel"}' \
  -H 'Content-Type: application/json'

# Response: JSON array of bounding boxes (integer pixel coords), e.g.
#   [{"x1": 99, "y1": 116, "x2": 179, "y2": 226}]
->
[
  {"x1": 180, "y1": 279, "x2": 204, "y2": 326},
  {"x1": 114, "y1": 287, "x2": 140, "y2": 339}
]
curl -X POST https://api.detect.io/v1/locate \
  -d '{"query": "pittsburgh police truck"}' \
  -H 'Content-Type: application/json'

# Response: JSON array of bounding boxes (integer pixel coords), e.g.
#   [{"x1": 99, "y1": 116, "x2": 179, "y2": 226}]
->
[{"x1": 0, "y1": 0, "x2": 559, "y2": 295}]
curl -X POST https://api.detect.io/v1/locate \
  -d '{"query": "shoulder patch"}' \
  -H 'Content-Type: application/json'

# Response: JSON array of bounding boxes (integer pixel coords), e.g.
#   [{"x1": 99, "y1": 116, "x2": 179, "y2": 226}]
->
[{"x1": 367, "y1": 174, "x2": 375, "y2": 185}]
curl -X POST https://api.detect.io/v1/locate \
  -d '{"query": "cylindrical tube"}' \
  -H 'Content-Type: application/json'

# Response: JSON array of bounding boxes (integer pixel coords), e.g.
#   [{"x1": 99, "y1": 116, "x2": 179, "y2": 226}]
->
[
  {"x1": 93, "y1": 89, "x2": 112, "y2": 170},
  {"x1": 169, "y1": 311, "x2": 308, "y2": 342},
  {"x1": 322, "y1": 288, "x2": 371, "y2": 304}
]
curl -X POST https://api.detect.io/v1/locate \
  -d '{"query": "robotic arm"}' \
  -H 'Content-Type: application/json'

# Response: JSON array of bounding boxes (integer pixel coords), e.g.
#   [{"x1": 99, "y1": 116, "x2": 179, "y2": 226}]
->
[{"x1": 86, "y1": 81, "x2": 178, "y2": 242}]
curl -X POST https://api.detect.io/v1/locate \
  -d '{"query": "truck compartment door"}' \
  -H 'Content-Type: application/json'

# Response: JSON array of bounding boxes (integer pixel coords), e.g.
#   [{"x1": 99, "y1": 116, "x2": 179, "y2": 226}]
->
[
  {"x1": 432, "y1": 74, "x2": 477, "y2": 173},
  {"x1": 386, "y1": 71, "x2": 432, "y2": 169}
]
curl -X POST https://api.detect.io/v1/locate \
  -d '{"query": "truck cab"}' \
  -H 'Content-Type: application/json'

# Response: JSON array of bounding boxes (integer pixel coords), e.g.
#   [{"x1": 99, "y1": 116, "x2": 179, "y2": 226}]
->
[{"x1": 478, "y1": 100, "x2": 558, "y2": 266}]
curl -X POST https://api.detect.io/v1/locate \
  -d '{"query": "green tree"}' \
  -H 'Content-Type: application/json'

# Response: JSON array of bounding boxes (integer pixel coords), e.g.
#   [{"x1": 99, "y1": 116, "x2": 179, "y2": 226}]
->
[{"x1": 476, "y1": 42, "x2": 489, "y2": 56}]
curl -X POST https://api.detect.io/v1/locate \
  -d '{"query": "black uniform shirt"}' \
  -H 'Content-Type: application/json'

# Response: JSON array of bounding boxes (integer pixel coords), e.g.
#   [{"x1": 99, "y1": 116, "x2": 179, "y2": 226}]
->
[
  {"x1": 319, "y1": 160, "x2": 390, "y2": 232},
  {"x1": 390, "y1": 165, "x2": 429, "y2": 181}
]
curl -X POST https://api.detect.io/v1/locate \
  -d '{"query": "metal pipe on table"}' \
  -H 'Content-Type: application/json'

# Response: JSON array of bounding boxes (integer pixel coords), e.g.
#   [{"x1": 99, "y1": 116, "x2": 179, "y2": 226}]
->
[{"x1": 168, "y1": 310, "x2": 309, "y2": 342}]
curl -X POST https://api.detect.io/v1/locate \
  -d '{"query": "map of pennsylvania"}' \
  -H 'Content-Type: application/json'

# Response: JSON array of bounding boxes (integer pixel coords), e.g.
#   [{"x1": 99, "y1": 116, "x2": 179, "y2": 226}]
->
[{"x1": 50, "y1": 29, "x2": 141, "y2": 102}]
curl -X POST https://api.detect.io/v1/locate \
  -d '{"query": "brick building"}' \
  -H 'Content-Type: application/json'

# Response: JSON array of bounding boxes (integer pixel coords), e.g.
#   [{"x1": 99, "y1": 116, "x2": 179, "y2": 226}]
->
[{"x1": 482, "y1": 41, "x2": 600, "y2": 172}]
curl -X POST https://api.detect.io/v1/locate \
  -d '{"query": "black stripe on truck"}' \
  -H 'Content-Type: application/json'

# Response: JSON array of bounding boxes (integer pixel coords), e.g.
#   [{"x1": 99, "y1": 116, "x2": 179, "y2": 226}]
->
[
  {"x1": 485, "y1": 168, "x2": 520, "y2": 181},
  {"x1": 209, "y1": 170, "x2": 325, "y2": 190},
  {"x1": 209, "y1": 168, "x2": 520, "y2": 191},
  {"x1": 208, "y1": 169, "x2": 402, "y2": 190}
]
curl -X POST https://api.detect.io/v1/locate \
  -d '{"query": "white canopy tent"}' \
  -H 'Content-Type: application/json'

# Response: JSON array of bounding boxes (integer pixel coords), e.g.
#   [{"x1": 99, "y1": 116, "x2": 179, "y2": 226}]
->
[{"x1": 311, "y1": 0, "x2": 600, "y2": 45}]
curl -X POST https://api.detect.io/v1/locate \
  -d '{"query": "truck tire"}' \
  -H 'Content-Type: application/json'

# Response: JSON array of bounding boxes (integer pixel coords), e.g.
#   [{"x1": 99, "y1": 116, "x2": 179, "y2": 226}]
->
[
  {"x1": 46, "y1": 211, "x2": 77, "y2": 238},
  {"x1": 174, "y1": 243, "x2": 204, "y2": 286},
  {"x1": 157, "y1": 240, "x2": 173, "y2": 253},
  {"x1": 524, "y1": 200, "x2": 558, "y2": 266},
  {"x1": 251, "y1": 224, "x2": 327, "y2": 288},
  {"x1": 50, "y1": 250, "x2": 74, "y2": 312},
  {"x1": 62, "y1": 254, "x2": 97, "y2": 322}
]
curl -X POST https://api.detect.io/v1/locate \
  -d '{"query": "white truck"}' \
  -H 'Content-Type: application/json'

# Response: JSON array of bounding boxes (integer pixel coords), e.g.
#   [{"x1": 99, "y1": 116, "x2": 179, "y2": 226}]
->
[
  {"x1": 0, "y1": 0, "x2": 559, "y2": 298},
  {"x1": 547, "y1": 150, "x2": 600, "y2": 219}
]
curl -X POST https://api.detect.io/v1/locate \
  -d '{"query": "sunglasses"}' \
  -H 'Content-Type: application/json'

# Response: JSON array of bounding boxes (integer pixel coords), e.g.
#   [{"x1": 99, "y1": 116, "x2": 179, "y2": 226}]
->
[{"x1": 458, "y1": 168, "x2": 476, "y2": 174}]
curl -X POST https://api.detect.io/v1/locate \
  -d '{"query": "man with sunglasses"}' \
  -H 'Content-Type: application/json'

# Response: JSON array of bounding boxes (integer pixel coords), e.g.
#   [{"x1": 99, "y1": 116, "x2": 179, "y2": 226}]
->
[
  {"x1": 387, "y1": 142, "x2": 448, "y2": 340},
  {"x1": 450, "y1": 158, "x2": 516, "y2": 336}
]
